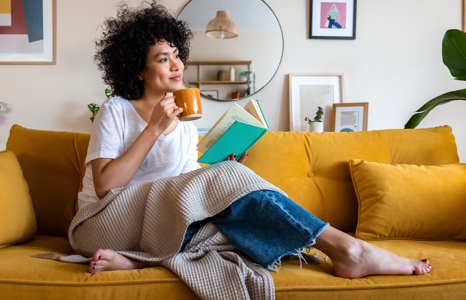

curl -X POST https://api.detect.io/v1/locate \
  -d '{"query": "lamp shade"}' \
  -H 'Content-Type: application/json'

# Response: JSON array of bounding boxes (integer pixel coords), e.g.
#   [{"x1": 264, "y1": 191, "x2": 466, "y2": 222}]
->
[{"x1": 205, "y1": 11, "x2": 238, "y2": 39}]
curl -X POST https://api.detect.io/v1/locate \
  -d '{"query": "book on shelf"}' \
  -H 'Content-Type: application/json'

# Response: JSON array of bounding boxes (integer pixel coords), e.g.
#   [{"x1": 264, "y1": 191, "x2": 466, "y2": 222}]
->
[{"x1": 197, "y1": 99, "x2": 269, "y2": 164}]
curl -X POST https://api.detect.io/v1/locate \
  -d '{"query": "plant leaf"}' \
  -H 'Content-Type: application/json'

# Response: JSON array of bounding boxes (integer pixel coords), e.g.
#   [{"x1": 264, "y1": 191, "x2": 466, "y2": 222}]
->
[
  {"x1": 404, "y1": 89, "x2": 466, "y2": 128},
  {"x1": 87, "y1": 103, "x2": 100, "y2": 123},
  {"x1": 442, "y1": 29, "x2": 466, "y2": 81},
  {"x1": 105, "y1": 88, "x2": 114, "y2": 99}
]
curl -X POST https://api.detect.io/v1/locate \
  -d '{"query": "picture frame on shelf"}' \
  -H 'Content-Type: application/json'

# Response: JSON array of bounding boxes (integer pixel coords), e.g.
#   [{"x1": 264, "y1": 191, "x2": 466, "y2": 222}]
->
[
  {"x1": 331, "y1": 102, "x2": 368, "y2": 132},
  {"x1": 289, "y1": 73, "x2": 345, "y2": 132},
  {"x1": 0, "y1": 0, "x2": 57, "y2": 65},
  {"x1": 309, "y1": 0, "x2": 357, "y2": 40},
  {"x1": 200, "y1": 90, "x2": 218, "y2": 99}
]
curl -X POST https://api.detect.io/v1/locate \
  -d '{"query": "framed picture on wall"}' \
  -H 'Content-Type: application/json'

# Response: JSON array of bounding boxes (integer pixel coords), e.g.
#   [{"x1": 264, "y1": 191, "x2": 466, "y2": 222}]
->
[
  {"x1": 0, "y1": 0, "x2": 57, "y2": 65},
  {"x1": 309, "y1": 0, "x2": 357, "y2": 39},
  {"x1": 200, "y1": 90, "x2": 218, "y2": 99},
  {"x1": 289, "y1": 73, "x2": 345, "y2": 132},
  {"x1": 332, "y1": 102, "x2": 368, "y2": 132}
]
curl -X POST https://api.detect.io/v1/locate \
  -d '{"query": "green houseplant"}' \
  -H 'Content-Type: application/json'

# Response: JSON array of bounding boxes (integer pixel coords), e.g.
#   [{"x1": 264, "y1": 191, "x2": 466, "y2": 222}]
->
[
  {"x1": 239, "y1": 71, "x2": 256, "y2": 93},
  {"x1": 405, "y1": 29, "x2": 466, "y2": 128},
  {"x1": 88, "y1": 89, "x2": 114, "y2": 123},
  {"x1": 304, "y1": 106, "x2": 324, "y2": 132}
]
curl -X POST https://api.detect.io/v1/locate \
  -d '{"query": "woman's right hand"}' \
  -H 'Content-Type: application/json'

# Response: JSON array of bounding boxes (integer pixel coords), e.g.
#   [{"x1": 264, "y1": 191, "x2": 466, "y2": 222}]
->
[{"x1": 148, "y1": 93, "x2": 183, "y2": 134}]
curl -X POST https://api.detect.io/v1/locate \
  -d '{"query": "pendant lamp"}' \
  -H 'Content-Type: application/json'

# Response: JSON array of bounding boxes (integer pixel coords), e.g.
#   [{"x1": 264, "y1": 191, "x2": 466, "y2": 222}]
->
[{"x1": 205, "y1": 11, "x2": 238, "y2": 39}]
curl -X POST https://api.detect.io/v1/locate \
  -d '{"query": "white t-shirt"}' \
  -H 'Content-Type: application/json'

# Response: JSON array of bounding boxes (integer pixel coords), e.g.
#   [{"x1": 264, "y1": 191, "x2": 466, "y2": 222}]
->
[{"x1": 78, "y1": 97, "x2": 200, "y2": 210}]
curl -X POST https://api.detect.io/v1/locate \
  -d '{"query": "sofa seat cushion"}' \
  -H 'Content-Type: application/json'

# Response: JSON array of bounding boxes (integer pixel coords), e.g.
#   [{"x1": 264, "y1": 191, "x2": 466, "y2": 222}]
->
[{"x1": 1, "y1": 236, "x2": 466, "y2": 300}]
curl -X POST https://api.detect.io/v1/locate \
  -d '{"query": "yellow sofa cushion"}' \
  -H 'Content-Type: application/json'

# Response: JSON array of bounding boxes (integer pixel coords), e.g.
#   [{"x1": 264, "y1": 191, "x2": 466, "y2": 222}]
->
[
  {"x1": 6, "y1": 125, "x2": 90, "y2": 237},
  {"x1": 350, "y1": 159, "x2": 466, "y2": 240},
  {"x1": 0, "y1": 151, "x2": 36, "y2": 246},
  {"x1": 1, "y1": 235, "x2": 466, "y2": 300}
]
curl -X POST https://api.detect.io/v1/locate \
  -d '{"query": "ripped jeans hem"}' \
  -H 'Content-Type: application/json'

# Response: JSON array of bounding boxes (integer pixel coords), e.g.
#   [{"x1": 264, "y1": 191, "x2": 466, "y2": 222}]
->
[{"x1": 266, "y1": 222, "x2": 329, "y2": 272}]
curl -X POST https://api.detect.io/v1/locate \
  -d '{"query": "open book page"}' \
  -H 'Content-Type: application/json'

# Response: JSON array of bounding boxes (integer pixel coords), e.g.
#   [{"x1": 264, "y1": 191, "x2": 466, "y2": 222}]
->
[
  {"x1": 197, "y1": 103, "x2": 265, "y2": 153},
  {"x1": 243, "y1": 99, "x2": 268, "y2": 128}
]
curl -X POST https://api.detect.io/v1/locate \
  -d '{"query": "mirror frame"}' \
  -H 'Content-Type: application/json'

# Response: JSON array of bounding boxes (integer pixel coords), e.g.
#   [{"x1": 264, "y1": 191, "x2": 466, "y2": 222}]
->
[{"x1": 177, "y1": 0, "x2": 284, "y2": 101}]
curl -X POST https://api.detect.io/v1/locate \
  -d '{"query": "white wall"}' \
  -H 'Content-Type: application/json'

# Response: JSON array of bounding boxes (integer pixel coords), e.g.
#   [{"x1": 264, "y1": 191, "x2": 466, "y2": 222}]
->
[{"x1": 1, "y1": 0, "x2": 465, "y2": 161}]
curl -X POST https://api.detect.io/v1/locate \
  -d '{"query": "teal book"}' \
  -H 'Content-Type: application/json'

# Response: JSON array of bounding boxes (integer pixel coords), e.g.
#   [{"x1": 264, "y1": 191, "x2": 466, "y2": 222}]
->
[{"x1": 198, "y1": 120, "x2": 268, "y2": 164}]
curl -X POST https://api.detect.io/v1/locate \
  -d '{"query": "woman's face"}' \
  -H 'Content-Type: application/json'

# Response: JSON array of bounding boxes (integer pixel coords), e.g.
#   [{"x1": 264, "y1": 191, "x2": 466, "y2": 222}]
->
[{"x1": 140, "y1": 39, "x2": 184, "y2": 94}]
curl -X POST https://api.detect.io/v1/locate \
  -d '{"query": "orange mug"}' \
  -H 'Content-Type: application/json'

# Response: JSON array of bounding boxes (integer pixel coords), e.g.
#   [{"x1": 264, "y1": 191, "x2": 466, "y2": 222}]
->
[{"x1": 172, "y1": 88, "x2": 202, "y2": 121}]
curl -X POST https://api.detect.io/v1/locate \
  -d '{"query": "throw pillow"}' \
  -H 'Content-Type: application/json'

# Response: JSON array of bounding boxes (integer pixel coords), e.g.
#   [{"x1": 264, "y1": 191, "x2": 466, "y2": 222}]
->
[
  {"x1": 0, "y1": 151, "x2": 36, "y2": 246},
  {"x1": 349, "y1": 159, "x2": 466, "y2": 241}
]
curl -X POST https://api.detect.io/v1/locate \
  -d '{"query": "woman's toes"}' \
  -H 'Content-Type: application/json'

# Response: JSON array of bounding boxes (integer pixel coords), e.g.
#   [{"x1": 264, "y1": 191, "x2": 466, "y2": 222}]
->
[
  {"x1": 92, "y1": 249, "x2": 104, "y2": 261},
  {"x1": 414, "y1": 261, "x2": 432, "y2": 275},
  {"x1": 88, "y1": 249, "x2": 106, "y2": 274}
]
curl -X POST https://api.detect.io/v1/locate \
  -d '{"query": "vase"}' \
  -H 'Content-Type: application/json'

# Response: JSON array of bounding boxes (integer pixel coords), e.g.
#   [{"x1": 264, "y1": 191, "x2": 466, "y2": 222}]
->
[
  {"x1": 229, "y1": 67, "x2": 235, "y2": 81},
  {"x1": 217, "y1": 70, "x2": 227, "y2": 81},
  {"x1": 309, "y1": 122, "x2": 324, "y2": 133}
]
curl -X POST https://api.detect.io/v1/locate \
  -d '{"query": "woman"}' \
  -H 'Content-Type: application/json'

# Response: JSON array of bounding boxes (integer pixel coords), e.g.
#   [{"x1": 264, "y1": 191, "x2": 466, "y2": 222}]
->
[
  {"x1": 327, "y1": 4, "x2": 342, "y2": 29},
  {"x1": 79, "y1": 1, "x2": 431, "y2": 279}
]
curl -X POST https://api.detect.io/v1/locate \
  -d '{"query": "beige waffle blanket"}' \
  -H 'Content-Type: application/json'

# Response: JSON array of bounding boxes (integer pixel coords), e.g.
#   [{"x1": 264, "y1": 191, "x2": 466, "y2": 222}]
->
[{"x1": 57, "y1": 161, "x2": 286, "y2": 300}]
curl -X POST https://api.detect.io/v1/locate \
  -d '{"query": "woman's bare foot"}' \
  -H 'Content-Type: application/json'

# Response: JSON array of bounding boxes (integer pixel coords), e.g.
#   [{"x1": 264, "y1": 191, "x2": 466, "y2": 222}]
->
[
  {"x1": 89, "y1": 249, "x2": 160, "y2": 275},
  {"x1": 314, "y1": 226, "x2": 432, "y2": 279},
  {"x1": 331, "y1": 239, "x2": 431, "y2": 278}
]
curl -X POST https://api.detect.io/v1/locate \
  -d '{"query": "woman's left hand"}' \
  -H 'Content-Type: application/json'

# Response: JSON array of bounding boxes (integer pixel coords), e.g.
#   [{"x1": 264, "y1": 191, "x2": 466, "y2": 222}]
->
[{"x1": 225, "y1": 152, "x2": 248, "y2": 164}]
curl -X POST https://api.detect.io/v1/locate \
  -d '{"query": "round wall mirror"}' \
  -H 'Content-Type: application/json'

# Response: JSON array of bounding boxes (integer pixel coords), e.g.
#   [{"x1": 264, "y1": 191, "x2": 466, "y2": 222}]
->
[{"x1": 177, "y1": 0, "x2": 284, "y2": 101}]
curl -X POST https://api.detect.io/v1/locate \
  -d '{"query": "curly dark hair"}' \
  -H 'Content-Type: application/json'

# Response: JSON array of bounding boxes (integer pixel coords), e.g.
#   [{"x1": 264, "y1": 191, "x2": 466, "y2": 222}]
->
[{"x1": 94, "y1": 1, "x2": 194, "y2": 100}]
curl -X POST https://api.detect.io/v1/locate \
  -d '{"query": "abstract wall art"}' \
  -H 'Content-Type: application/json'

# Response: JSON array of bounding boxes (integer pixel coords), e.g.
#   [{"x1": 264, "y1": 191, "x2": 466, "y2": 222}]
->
[{"x1": 0, "y1": 0, "x2": 56, "y2": 64}]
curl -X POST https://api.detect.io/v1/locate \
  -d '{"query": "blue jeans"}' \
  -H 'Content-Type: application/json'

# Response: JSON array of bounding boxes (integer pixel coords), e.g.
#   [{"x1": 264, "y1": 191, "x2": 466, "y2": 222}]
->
[
  {"x1": 181, "y1": 190, "x2": 329, "y2": 270},
  {"x1": 328, "y1": 19, "x2": 342, "y2": 28}
]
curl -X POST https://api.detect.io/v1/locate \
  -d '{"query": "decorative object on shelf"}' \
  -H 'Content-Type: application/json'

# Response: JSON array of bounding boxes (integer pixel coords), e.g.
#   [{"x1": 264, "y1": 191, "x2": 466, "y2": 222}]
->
[
  {"x1": 205, "y1": 11, "x2": 238, "y2": 39},
  {"x1": 309, "y1": 0, "x2": 357, "y2": 40},
  {"x1": 239, "y1": 71, "x2": 256, "y2": 93},
  {"x1": 231, "y1": 91, "x2": 239, "y2": 100},
  {"x1": 405, "y1": 29, "x2": 466, "y2": 129},
  {"x1": 332, "y1": 102, "x2": 368, "y2": 132},
  {"x1": 217, "y1": 69, "x2": 228, "y2": 81},
  {"x1": 289, "y1": 73, "x2": 345, "y2": 132},
  {"x1": 229, "y1": 66, "x2": 235, "y2": 81},
  {"x1": 201, "y1": 90, "x2": 218, "y2": 99},
  {"x1": 305, "y1": 106, "x2": 324, "y2": 132},
  {"x1": 177, "y1": 0, "x2": 284, "y2": 101},
  {"x1": 0, "y1": 0, "x2": 57, "y2": 64}
]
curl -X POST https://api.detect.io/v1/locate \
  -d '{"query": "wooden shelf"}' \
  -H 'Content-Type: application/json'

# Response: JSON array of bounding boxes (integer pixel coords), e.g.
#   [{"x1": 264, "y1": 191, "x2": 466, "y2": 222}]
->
[
  {"x1": 185, "y1": 61, "x2": 252, "y2": 99},
  {"x1": 186, "y1": 60, "x2": 252, "y2": 66},
  {"x1": 187, "y1": 81, "x2": 249, "y2": 85}
]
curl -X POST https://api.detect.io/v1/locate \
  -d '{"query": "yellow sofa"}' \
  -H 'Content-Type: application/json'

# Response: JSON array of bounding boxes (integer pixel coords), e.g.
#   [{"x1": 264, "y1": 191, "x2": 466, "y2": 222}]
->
[{"x1": 2, "y1": 124, "x2": 466, "y2": 299}]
